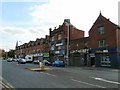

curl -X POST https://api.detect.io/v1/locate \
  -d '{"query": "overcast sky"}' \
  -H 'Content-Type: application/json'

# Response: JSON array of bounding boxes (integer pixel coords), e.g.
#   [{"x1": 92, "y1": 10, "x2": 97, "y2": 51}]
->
[{"x1": 0, "y1": 0, "x2": 119, "y2": 51}]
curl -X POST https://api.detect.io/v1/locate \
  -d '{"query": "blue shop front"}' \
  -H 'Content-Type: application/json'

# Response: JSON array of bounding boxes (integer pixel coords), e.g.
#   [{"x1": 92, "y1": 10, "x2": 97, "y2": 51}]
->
[{"x1": 91, "y1": 47, "x2": 120, "y2": 68}]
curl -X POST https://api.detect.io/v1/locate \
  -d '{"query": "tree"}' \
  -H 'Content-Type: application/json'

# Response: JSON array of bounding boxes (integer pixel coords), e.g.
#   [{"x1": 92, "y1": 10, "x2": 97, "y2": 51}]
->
[{"x1": 8, "y1": 49, "x2": 15, "y2": 58}]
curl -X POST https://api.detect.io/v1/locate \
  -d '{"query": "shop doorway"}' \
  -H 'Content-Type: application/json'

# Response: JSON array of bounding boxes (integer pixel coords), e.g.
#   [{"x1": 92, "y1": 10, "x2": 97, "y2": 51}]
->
[{"x1": 91, "y1": 57, "x2": 95, "y2": 66}]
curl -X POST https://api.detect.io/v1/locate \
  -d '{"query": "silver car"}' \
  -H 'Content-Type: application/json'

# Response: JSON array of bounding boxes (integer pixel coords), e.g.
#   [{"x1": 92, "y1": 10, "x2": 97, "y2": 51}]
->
[{"x1": 18, "y1": 58, "x2": 26, "y2": 64}]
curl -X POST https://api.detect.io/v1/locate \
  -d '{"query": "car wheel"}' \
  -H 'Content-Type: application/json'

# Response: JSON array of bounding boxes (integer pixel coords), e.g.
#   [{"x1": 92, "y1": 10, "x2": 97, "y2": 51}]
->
[
  {"x1": 63, "y1": 65, "x2": 65, "y2": 67},
  {"x1": 57, "y1": 64, "x2": 60, "y2": 67}
]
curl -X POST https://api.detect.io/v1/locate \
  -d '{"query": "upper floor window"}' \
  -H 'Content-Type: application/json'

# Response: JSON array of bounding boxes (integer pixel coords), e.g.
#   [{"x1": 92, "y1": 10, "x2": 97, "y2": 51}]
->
[
  {"x1": 58, "y1": 34, "x2": 62, "y2": 40},
  {"x1": 98, "y1": 39, "x2": 106, "y2": 47},
  {"x1": 98, "y1": 26, "x2": 105, "y2": 34},
  {"x1": 52, "y1": 36, "x2": 54, "y2": 41}
]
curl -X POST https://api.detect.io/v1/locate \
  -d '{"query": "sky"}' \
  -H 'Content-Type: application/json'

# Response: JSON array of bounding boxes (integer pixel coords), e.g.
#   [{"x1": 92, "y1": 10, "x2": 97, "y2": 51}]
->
[{"x1": 0, "y1": 0, "x2": 119, "y2": 51}]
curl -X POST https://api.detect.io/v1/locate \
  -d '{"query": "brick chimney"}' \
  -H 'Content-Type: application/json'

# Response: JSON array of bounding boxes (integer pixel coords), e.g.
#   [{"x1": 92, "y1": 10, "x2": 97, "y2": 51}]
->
[{"x1": 64, "y1": 19, "x2": 70, "y2": 24}]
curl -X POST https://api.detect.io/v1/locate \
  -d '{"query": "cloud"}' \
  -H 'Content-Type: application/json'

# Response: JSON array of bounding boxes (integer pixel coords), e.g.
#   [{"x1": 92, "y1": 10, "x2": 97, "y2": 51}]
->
[
  {"x1": 30, "y1": 0, "x2": 118, "y2": 36},
  {"x1": 0, "y1": 26, "x2": 48, "y2": 51},
  {"x1": 1, "y1": 0, "x2": 119, "y2": 51},
  {"x1": 2, "y1": 0, "x2": 49, "y2": 2}
]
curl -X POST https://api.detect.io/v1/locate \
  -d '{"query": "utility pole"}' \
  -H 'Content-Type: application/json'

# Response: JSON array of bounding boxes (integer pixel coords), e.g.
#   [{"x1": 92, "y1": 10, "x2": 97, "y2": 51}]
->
[
  {"x1": 116, "y1": 27, "x2": 120, "y2": 68},
  {"x1": 19, "y1": 41, "x2": 22, "y2": 58},
  {"x1": 66, "y1": 22, "x2": 70, "y2": 66}
]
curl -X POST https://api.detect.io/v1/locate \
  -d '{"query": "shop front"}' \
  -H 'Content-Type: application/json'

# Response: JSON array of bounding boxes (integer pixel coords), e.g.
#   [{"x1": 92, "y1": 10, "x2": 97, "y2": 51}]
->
[{"x1": 95, "y1": 47, "x2": 119, "y2": 68}]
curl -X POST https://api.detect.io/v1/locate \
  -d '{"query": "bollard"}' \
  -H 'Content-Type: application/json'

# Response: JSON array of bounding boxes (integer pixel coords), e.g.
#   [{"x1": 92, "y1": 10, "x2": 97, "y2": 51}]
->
[{"x1": 39, "y1": 61, "x2": 45, "y2": 71}]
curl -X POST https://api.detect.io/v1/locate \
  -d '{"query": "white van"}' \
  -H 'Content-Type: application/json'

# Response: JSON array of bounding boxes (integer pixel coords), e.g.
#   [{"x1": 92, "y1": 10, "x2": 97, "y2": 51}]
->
[{"x1": 25, "y1": 55, "x2": 33, "y2": 63}]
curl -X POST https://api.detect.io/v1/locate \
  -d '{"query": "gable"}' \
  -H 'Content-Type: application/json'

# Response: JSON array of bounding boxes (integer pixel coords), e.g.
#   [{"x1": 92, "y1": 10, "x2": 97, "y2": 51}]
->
[{"x1": 89, "y1": 13, "x2": 117, "y2": 33}]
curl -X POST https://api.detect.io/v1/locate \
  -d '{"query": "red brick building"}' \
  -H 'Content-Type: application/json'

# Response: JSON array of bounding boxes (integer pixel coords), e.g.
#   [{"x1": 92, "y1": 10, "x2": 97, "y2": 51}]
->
[
  {"x1": 15, "y1": 13, "x2": 120, "y2": 68},
  {"x1": 69, "y1": 37, "x2": 89, "y2": 66},
  {"x1": 67, "y1": 13, "x2": 120, "y2": 68},
  {"x1": 15, "y1": 36, "x2": 50, "y2": 59},
  {"x1": 88, "y1": 12, "x2": 120, "y2": 68},
  {"x1": 49, "y1": 19, "x2": 84, "y2": 62}
]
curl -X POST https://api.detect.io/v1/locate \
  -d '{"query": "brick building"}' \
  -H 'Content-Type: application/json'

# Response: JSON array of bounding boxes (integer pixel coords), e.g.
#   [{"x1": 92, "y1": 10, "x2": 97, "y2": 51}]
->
[
  {"x1": 88, "y1": 12, "x2": 120, "y2": 68},
  {"x1": 67, "y1": 13, "x2": 120, "y2": 68},
  {"x1": 69, "y1": 37, "x2": 89, "y2": 66},
  {"x1": 15, "y1": 36, "x2": 50, "y2": 60},
  {"x1": 15, "y1": 13, "x2": 120, "y2": 68},
  {"x1": 49, "y1": 19, "x2": 84, "y2": 62}
]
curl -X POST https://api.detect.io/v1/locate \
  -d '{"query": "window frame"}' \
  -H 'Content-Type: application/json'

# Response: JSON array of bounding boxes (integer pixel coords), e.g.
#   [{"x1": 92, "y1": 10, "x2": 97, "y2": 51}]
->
[
  {"x1": 97, "y1": 26, "x2": 105, "y2": 35},
  {"x1": 98, "y1": 39, "x2": 106, "y2": 48}
]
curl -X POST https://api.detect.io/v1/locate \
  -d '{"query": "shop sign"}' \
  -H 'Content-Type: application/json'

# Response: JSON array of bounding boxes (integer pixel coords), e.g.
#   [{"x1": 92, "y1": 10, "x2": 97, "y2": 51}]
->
[
  {"x1": 103, "y1": 50, "x2": 108, "y2": 53},
  {"x1": 56, "y1": 43, "x2": 63, "y2": 46},
  {"x1": 43, "y1": 53, "x2": 49, "y2": 57},
  {"x1": 55, "y1": 51, "x2": 60, "y2": 54},
  {"x1": 96, "y1": 50, "x2": 103, "y2": 53},
  {"x1": 70, "y1": 49, "x2": 88, "y2": 53},
  {"x1": 90, "y1": 53, "x2": 95, "y2": 57},
  {"x1": 33, "y1": 53, "x2": 43, "y2": 56}
]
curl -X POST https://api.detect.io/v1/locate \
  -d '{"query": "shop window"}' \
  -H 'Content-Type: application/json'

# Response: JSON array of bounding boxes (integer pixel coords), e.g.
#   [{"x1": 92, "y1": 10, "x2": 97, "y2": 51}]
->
[{"x1": 101, "y1": 54, "x2": 111, "y2": 66}]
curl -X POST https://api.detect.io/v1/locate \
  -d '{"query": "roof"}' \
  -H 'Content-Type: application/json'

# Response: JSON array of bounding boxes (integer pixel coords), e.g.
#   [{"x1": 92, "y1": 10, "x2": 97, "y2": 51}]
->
[{"x1": 89, "y1": 12, "x2": 118, "y2": 32}]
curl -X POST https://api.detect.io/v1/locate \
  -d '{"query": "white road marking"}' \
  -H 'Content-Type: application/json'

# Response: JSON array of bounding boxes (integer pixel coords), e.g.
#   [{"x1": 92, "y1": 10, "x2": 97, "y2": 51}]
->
[
  {"x1": 71, "y1": 79, "x2": 106, "y2": 88},
  {"x1": 0, "y1": 76, "x2": 14, "y2": 89},
  {"x1": 40, "y1": 72, "x2": 56, "y2": 77},
  {"x1": 92, "y1": 77, "x2": 120, "y2": 85}
]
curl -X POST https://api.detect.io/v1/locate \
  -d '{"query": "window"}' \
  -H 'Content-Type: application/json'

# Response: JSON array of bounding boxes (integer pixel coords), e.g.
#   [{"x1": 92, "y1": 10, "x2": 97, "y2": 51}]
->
[
  {"x1": 58, "y1": 34, "x2": 62, "y2": 40},
  {"x1": 98, "y1": 26, "x2": 105, "y2": 34},
  {"x1": 98, "y1": 39, "x2": 106, "y2": 47},
  {"x1": 57, "y1": 46, "x2": 61, "y2": 50},
  {"x1": 28, "y1": 57, "x2": 31, "y2": 59},
  {"x1": 101, "y1": 55, "x2": 111, "y2": 67},
  {"x1": 52, "y1": 36, "x2": 54, "y2": 41}
]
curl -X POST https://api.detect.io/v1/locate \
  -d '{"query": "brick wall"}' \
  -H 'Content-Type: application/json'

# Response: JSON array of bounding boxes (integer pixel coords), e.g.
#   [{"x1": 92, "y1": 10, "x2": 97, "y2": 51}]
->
[{"x1": 89, "y1": 13, "x2": 118, "y2": 48}]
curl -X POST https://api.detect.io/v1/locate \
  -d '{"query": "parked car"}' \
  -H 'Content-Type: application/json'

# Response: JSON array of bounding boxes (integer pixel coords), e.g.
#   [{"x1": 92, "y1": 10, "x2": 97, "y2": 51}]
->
[
  {"x1": 18, "y1": 58, "x2": 26, "y2": 64},
  {"x1": 13, "y1": 58, "x2": 18, "y2": 62},
  {"x1": 33, "y1": 60, "x2": 40, "y2": 64},
  {"x1": 7, "y1": 58, "x2": 13, "y2": 62},
  {"x1": 52, "y1": 60, "x2": 65, "y2": 67},
  {"x1": 42, "y1": 60, "x2": 51, "y2": 66}
]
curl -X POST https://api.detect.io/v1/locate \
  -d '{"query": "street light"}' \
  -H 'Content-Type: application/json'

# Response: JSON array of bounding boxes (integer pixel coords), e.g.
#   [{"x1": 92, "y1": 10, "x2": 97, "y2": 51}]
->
[
  {"x1": 65, "y1": 22, "x2": 70, "y2": 66},
  {"x1": 116, "y1": 27, "x2": 120, "y2": 68},
  {"x1": 18, "y1": 41, "x2": 22, "y2": 58}
]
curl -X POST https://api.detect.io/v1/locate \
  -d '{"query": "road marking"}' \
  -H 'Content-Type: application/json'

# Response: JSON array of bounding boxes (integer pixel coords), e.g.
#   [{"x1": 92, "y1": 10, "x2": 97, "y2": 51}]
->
[
  {"x1": 71, "y1": 79, "x2": 106, "y2": 88},
  {"x1": 92, "y1": 77, "x2": 120, "y2": 85},
  {"x1": 40, "y1": 72, "x2": 56, "y2": 77},
  {"x1": 0, "y1": 76, "x2": 14, "y2": 89}
]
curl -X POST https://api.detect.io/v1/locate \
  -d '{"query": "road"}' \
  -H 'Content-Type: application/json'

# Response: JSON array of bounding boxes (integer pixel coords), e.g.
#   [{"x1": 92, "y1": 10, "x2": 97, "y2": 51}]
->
[{"x1": 1, "y1": 60, "x2": 120, "y2": 89}]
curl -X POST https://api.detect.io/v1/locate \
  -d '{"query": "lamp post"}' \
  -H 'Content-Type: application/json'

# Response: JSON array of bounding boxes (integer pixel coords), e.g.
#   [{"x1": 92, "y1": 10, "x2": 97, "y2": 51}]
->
[
  {"x1": 66, "y1": 22, "x2": 70, "y2": 66},
  {"x1": 18, "y1": 41, "x2": 22, "y2": 58},
  {"x1": 116, "y1": 27, "x2": 119, "y2": 68}
]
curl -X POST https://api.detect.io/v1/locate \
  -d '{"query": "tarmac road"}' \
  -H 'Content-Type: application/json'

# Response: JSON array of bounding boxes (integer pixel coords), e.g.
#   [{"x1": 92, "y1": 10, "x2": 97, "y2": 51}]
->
[{"x1": 1, "y1": 60, "x2": 120, "y2": 89}]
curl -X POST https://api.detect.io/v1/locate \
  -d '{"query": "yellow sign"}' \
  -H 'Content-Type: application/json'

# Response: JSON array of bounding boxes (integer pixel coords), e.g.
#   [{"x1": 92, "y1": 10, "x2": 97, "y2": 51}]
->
[{"x1": 96, "y1": 50, "x2": 103, "y2": 53}]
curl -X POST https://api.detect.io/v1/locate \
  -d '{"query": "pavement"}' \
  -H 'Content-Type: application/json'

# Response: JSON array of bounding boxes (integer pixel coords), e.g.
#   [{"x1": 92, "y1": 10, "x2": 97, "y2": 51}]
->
[{"x1": 65, "y1": 65, "x2": 119, "y2": 72}]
